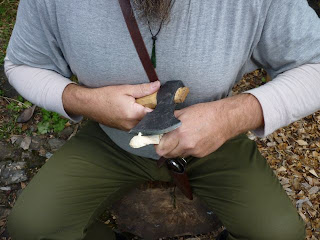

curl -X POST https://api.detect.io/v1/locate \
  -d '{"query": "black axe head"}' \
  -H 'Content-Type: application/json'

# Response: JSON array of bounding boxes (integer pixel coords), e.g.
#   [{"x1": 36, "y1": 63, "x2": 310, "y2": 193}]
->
[{"x1": 129, "y1": 80, "x2": 185, "y2": 135}]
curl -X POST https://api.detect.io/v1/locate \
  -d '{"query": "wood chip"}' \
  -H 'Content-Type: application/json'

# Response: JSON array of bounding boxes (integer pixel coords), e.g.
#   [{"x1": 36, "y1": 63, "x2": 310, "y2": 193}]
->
[
  {"x1": 309, "y1": 186, "x2": 319, "y2": 195},
  {"x1": 309, "y1": 169, "x2": 319, "y2": 178},
  {"x1": 20, "y1": 182, "x2": 26, "y2": 189},
  {"x1": 296, "y1": 140, "x2": 308, "y2": 146},
  {"x1": 299, "y1": 211, "x2": 308, "y2": 222},
  {"x1": 277, "y1": 166, "x2": 287, "y2": 172},
  {"x1": 130, "y1": 133, "x2": 163, "y2": 148}
]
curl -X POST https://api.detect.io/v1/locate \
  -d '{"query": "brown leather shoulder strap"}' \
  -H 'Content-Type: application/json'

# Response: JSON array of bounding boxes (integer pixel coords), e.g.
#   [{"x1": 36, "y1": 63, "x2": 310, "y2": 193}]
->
[
  {"x1": 118, "y1": 0, "x2": 193, "y2": 201},
  {"x1": 118, "y1": 0, "x2": 159, "y2": 83}
]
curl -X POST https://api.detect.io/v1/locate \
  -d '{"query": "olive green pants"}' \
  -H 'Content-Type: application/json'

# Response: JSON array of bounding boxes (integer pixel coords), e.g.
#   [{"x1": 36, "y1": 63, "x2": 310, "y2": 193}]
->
[{"x1": 8, "y1": 122, "x2": 305, "y2": 240}]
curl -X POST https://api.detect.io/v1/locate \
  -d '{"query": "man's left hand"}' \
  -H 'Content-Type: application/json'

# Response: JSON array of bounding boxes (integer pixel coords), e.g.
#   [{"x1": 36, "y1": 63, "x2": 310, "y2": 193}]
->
[{"x1": 154, "y1": 94, "x2": 264, "y2": 158}]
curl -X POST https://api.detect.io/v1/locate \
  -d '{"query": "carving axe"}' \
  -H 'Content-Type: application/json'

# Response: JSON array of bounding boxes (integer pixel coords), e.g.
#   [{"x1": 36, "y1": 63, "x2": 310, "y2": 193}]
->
[{"x1": 130, "y1": 80, "x2": 189, "y2": 136}]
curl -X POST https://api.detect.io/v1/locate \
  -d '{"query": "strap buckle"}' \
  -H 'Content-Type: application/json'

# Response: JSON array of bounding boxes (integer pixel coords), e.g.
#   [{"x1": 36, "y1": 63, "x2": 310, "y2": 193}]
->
[{"x1": 166, "y1": 157, "x2": 187, "y2": 173}]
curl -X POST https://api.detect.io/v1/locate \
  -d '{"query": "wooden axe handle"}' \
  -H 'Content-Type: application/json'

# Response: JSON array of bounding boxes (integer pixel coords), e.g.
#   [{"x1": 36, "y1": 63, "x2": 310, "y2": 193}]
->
[{"x1": 136, "y1": 87, "x2": 190, "y2": 109}]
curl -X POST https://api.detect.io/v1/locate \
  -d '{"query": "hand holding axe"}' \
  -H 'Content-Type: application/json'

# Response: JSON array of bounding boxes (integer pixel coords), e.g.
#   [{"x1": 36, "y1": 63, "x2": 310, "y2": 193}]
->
[{"x1": 129, "y1": 81, "x2": 189, "y2": 148}]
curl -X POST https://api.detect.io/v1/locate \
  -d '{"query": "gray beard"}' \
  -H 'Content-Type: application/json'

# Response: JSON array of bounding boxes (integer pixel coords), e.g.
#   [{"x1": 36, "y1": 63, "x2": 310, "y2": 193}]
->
[{"x1": 132, "y1": 0, "x2": 173, "y2": 23}]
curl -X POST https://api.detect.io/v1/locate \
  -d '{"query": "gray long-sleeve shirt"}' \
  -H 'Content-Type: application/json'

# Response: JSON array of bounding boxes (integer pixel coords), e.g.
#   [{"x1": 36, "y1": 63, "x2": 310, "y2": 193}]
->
[{"x1": 5, "y1": 0, "x2": 320, "y2": 159}]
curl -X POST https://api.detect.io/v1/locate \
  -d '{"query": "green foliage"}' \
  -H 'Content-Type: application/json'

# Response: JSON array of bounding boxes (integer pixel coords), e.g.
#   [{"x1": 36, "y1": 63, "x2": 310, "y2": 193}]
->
[
  {"x1": 5, "y1": 96, "x2": 32, "y2": 112},
  {"x1": 17, "y1": 95, "x2": 23, "y2": 102},
  {"x1": 0, "y1": 118, "x2": 22, "y2": 139},
  {"x1": 0, "y1": 95, "x2": 32, "y2": 139},
  {"x1": 37, "y1": 121, "x2": 50, "y2": 134},
  {"x1": 6, "y1": 101, "x2": 20, "y2": 112},
  {"x1": 1, "y1": 94, "x2": 67, "y2": 139},
  {"x1": 0, "y1": 111, "x2": 20, "y2": 140},
  {"x1": 0, "y1": 0, "x2": 19, "y2": 64},
  {"x1": 70, "y1": 75, "x2": 79, "y2": 83},
  {"x1": 37, "y1": 109, "x2": 68, "y2": 134}
]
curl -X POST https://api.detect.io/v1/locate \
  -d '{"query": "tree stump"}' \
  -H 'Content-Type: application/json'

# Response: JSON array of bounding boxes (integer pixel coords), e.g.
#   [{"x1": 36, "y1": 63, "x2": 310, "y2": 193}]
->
[{"x1": 111, "y1": 182, "x2": 223, "y2": 239}]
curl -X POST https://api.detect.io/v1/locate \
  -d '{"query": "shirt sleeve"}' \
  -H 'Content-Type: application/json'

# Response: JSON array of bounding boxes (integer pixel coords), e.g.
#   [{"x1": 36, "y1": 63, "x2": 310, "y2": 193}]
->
[
  {"x1": 245, "y1": 63, "x2": 320, "y2": 137},
  {"x1": 4, "y1": 57, "x2": 83, "y2": 122},
  {"x1": 252, "y1": 0, "x2": 320, "y2": 79},
  {"x1": 6, "y1": 0, "x2": 71, "y2": 77}
]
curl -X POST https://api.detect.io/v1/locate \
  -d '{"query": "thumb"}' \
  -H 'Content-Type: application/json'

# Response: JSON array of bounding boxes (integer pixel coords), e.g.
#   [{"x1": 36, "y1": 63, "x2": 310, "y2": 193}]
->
[
  {"x1": 128, "y1": 81, "x2": 160, "y2": 98},
  {"x1": 131, "y1": 102, "x2": 153, "y2": 120}
]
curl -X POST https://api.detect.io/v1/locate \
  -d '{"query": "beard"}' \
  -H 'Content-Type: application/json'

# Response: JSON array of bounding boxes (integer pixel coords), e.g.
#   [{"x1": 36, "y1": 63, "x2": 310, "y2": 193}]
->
[{"x1": 132, "y1": 0, "x2": 174, "y2": 23}]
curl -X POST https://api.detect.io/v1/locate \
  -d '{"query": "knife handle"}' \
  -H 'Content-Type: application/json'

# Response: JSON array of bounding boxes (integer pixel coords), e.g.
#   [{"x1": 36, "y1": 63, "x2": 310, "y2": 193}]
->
[{"x1": 136, "y1": 87, "x2": 190, "y2": 109}]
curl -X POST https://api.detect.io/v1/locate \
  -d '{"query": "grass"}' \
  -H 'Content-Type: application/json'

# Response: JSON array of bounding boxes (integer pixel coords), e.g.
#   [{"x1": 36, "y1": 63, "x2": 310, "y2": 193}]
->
[
  {"x1": 0, "y1": 95, "x2": 30, "y2": 139},
  {"x1": 0, "y1": 0, "x2": 19, "y2": 65}
]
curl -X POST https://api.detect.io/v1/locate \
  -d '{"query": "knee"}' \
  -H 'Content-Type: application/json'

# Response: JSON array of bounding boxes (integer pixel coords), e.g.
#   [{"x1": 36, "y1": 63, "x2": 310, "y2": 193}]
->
[
  {"x1": 7, "y1": 205, "x2": 37, "y2": 240},
  {"x1": 240, "y1": 215, "x2": 306, "y2": 240},
  {"x1": 7, "y1": 202, "x2": 54, "y2": 240},
  {"x1": 262, "y1": 220, "x2": 305, "y2": 240},
  {"x1": 271, "y1": 217, "x2": 305, "y2": 240}
]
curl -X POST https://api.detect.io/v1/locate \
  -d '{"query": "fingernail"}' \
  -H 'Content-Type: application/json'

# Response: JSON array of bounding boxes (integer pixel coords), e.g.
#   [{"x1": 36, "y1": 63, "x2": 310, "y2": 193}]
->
[
  {"x1": 145, "y1": 108, "x2": 153, "y2": 113},
  {"x1": 151, "y1": 81, "x2": 160, "y2": 89}
]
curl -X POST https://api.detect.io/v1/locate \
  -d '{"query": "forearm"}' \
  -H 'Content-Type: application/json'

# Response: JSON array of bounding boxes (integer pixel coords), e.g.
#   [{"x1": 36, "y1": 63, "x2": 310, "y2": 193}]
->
[
  {"x1": 155, "y1": 91, "x2": 265, "y2": 158},
  {"x1": 61, "y1": 84, "x2": 106, "y2": 122},
  {"x1": 63, "y1": 80, "x2": 160, "y2": 130},
  {"x1": 222, "y1": 93, "x2": 264, "y2": 138},
  {"x1": 62, "y1": 83, "x2": 94, "y2": 117}
]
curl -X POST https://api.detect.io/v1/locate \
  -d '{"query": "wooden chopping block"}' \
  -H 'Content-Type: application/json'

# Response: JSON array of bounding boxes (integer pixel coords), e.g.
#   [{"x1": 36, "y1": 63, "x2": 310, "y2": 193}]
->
[{"x1": 110, "y1": 182, "x2": 223, "y2": 239}]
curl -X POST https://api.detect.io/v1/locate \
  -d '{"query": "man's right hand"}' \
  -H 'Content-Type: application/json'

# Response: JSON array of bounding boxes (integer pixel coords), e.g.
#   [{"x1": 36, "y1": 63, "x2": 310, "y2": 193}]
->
[{"x1": 62, "y1": 81, "x2": 160, "y2": 131}]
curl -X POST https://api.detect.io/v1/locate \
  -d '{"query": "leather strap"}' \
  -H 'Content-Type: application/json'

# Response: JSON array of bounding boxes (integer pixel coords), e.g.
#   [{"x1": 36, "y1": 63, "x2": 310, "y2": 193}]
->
[
  {"x1": 118, "y1": 0, "x2": 159, "y2": 82},
  {"x1": 118, "y1": 0, "x2": 193, "y2": 200}
]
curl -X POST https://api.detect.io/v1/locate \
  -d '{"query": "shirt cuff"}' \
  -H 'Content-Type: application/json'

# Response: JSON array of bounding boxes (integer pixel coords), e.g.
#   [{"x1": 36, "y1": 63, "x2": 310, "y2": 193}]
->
[
  {"x1": 244, "y1": 88, "x2": 278, "y2": 137},
  {"x1": 49, "y1": 81, "x2": 83, "y2": 123}
]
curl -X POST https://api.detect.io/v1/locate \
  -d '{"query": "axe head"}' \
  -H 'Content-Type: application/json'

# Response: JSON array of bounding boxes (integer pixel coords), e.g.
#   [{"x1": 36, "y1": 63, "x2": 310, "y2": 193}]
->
[{"x1": 129, "y1": 80, "x2": 185, "y2": 136}]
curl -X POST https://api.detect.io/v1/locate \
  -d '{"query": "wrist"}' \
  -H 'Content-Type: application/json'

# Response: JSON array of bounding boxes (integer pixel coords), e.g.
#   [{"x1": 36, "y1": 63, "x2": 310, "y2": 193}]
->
[{"x1": 223, "y1": 93, "x2": 264, "y2": 137}]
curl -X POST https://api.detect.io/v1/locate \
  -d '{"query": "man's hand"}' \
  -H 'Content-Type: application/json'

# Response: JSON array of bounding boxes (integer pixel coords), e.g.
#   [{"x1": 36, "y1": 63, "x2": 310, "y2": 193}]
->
[
  {"x1": 155, "y1": 94, "x2": 264, "y2": 158},
  {"x1": 62, "y1": 81, "x2": 160, "y2": 130}
]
